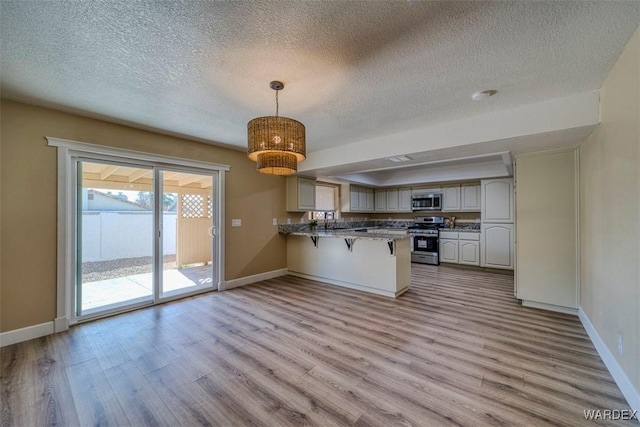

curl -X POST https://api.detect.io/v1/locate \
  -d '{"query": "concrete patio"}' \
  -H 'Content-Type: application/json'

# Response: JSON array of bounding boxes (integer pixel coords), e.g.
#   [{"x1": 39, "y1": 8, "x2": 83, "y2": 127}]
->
[{"x1": 81, "y1": 265, "x2": 213, "y2": 312}]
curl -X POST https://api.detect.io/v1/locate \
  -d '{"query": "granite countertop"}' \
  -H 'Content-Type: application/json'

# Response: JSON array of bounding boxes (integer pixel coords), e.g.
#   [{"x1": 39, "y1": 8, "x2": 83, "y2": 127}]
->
[
  {"x1": 286, "y1": 229, "x2": 410, "y2": 241},
  {"x1": 439, "y1": 227, "x2": 481, "y2": 233}
]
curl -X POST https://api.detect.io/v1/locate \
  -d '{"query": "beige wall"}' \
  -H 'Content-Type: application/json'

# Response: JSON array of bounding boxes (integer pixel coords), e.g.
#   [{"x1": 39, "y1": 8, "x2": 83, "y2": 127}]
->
[
  {"x1": 0, "y1": 100, "x2": 288, "y2": 332},
  {"x1": 580, "y1": 27, "x2": 639, "y2": 394}
]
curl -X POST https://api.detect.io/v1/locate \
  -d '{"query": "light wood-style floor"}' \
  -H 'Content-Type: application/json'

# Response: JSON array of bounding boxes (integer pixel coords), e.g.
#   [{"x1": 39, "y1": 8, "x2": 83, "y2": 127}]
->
[{"x1": 1, "y1": 264, "x2": 634, "y2": 426}]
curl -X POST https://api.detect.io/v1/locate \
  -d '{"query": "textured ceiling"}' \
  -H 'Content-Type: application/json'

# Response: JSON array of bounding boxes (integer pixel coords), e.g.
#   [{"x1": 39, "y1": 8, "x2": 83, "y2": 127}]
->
[{"x1": 1, "y1": 1, "x2": 639, "y2": 168}]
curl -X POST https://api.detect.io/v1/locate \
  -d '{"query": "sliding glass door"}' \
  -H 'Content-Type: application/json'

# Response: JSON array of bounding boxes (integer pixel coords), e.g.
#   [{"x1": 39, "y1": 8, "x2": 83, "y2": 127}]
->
[
  {"x1": 76, "y1": 160, "x2": 155, "y2": 316},
  {"x1": 74, "y1": 159, "x2": 218, "y2": 320},
  {"x1": 159, "y1": 169, "x2": 216, "y2": 298}
]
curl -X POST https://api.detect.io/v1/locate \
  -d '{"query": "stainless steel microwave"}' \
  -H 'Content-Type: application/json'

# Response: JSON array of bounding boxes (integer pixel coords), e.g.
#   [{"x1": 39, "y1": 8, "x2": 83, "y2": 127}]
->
[{"x1": 411, "y1": 193, "x2": 442, "y2": 211}]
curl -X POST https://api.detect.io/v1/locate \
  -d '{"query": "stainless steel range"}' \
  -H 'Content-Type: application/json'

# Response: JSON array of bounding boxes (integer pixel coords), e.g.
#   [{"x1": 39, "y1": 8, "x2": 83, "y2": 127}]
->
[{"x1": 408, "y1": 216, "x2": 444, "y2": 265}]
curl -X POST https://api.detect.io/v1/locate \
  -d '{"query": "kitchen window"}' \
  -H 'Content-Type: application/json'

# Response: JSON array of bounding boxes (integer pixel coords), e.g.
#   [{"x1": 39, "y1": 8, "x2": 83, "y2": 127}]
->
[{"x1": 310, "y1": 184, "x2": 339, "y2": 220}]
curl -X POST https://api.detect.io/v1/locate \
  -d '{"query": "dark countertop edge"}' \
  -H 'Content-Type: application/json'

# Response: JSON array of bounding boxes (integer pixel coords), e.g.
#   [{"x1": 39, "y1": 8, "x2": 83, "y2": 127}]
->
[{"x1": 285, "y1": 231, "x2": 410, "y2": 241}]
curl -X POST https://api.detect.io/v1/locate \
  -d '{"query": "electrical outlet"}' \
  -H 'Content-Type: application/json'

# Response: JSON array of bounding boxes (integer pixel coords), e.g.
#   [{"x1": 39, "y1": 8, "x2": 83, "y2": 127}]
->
[
  {"x1": 273, "y1": 218, "x2": 278, "y2": 226},
  {"x1": 617, "y1": 334, "x2": 624, "y2": 356},
  {"x1": 232, "y1": 219, "x2": 241, "y2": 227}
]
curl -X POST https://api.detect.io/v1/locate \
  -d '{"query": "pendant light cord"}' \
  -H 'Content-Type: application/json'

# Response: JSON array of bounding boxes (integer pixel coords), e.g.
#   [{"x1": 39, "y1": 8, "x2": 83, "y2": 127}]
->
[{"x1": 275, "y1": 90, "x2": 279, "y2": 118}]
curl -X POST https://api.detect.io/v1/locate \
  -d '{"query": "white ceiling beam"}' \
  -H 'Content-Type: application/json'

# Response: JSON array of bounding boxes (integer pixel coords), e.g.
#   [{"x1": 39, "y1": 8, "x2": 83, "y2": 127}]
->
[
  {"x1": 178, "y1": 175, "x2": 207, "y2": 187},
  {"x1": 163, "y1": 172, "x2": 180, "y2": 180},
  {"x1": 99, "y1": 165, "x2": 120, "y2": 180},
  {"x1": 128, "y1": 169, "x2": 151, "y2": 183}
]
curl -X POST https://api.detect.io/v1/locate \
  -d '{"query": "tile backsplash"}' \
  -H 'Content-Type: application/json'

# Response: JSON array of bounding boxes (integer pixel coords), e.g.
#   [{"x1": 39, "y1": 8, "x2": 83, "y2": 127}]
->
[{"x1": 278, "y1": 219, "x2": 413, "y2": 234}]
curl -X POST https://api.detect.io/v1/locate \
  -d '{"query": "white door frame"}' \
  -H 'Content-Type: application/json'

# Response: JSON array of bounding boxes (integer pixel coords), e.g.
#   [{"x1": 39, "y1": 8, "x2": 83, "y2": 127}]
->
[{"x1": 48, "y1": 137, "x2": 229, "y2": 330}]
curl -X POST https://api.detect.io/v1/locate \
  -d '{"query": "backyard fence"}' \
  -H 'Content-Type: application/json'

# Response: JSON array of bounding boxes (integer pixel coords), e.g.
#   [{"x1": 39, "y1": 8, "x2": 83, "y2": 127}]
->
[{"x1": 81, "y1": 212, "x2": 177, "y2": 262}]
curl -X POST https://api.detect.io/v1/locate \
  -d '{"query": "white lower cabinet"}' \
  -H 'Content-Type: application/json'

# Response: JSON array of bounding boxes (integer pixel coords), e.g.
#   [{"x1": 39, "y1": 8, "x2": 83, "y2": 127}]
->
[
  {"x1": 439, "y1": 239, "x2": 459, "y2": 263},
  {"x1": 459, "y1": 240, "x2": 480, "y2": 266},
  {"x1": 481, "y1": 223, "x2": 514, "y2": 270},
  {"x1": 440, "y1": 231, "x2": 480, "y2": 265},
  {"x1": 459, "y1": 233, "x2": 480, "y2": 266}
]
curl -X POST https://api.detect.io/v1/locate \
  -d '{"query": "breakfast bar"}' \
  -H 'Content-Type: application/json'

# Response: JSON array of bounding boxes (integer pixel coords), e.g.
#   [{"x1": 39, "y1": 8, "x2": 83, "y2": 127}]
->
[{"x1": 283, "y1": 229, "x2": 411, "y2": 298}]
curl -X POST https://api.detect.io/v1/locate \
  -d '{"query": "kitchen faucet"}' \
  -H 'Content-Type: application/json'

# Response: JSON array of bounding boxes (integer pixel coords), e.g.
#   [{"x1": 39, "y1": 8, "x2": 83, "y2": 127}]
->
[{"x1": 323, "y1": 214, "x2": 337, "y2": 229}]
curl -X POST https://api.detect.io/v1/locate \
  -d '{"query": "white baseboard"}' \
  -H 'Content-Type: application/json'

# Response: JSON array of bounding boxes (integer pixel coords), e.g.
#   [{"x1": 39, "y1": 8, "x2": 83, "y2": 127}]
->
[
  {"x1": 522, "y1": 300, "x2": 578, "y2": 315},
  {"x1": 221, "y1": 268, "x2": 288, "y2": 291},
  {"x1": 0, "y1": 321, "x2": 55, "y2": 347},
  {"x1": 288, "y1": 271, "x2": 408, "y2": 298},
  {"x1": 579, "y1": 307, "x2": 640, "y2": 417}
]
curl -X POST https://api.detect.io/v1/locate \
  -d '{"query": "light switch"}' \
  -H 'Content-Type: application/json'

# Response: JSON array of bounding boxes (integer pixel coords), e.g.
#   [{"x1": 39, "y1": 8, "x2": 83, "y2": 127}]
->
[
  {"x1": 273, "y1": 218, "x2": 278, "y2": 225},
  {"x1": 232, "y1": 219, "x2": 241, "y2": 227}
]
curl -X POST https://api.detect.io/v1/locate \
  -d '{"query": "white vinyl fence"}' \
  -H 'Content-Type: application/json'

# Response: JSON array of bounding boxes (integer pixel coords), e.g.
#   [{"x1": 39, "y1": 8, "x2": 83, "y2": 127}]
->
[{"x1": 81, "y1": 212, "x2": 176, "y2": 262}]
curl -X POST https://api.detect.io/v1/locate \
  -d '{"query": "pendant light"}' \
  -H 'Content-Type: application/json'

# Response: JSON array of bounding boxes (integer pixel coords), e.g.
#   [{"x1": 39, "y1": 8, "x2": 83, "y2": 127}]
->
[{"x1": 247, "y1": 81, "x2": 306, "y2": 175}]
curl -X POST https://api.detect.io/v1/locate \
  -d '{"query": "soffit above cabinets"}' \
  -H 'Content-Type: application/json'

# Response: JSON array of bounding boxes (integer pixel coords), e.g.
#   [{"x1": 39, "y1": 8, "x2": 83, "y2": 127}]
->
[
  {"x1": 307, "y1": 114, "x2": 597, "y2": 186},
  {"x1": 332, "y1": 153, "x2": 512, "y2": 187}
]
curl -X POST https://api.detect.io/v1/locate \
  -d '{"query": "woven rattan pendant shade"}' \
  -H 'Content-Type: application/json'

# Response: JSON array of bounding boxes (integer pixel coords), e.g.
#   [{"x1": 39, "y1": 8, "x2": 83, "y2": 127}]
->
[
  {"x1": 255, "y1": 152, "x2": 297, "y2": 175},
  {"x1": 247, "y1": 82, "x2": 306, "y2": 175}
]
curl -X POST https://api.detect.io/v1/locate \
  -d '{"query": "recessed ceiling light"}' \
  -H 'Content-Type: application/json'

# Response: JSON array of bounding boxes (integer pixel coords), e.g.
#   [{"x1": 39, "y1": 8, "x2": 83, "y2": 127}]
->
[
  {"x1": 386, "y1": 155, "x2": 412, "y2": 163},
  {"x1": 471, "y1": 90, "x2": 497, "y2": 101}
]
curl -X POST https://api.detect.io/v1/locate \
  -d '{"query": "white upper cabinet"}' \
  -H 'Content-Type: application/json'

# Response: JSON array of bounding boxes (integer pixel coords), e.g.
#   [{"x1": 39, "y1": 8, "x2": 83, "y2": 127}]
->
[
  {"x1": 481, "y1": 179, "x2": 514, "y2": 223},
  {"x1": 373, "y1": 188, "x2": 411, "y2": 212},
  {"x1": 442, "y1": 185, "x2": 461, "y2": 211},
  {"x1": 399, "y1": 188, "x2": 412, "y2": 212},
  {"x1": 441, "y1": 183, "x2": 480, "y2": 212},
  {"x1": 374, "y1": 189, "x2": 386, "y2": 212},
  {"x1": 411, "y1": 187, "x2": 442, "y2": 196},
  {"x1": 350, "y1": 185, "x2": 360, "y2": 212},
  {"x1": 386, "y1": 189, "x2": 399, "y2": 211},
  {"x1": 286, "y1": 176, "x2": 316, "y2": 212},
  {"x1": 461, "y1": 184, "x2": 481, "y2": 211},
  {"x1": 365, "y1": 188, "x2": 374, "y2": 211},
  {"x1": 358, "y1": 186, "x2": 368, "y2": 211},
  {"x1": 341, "y1": 184, "x2": 375, "y2": 212}
]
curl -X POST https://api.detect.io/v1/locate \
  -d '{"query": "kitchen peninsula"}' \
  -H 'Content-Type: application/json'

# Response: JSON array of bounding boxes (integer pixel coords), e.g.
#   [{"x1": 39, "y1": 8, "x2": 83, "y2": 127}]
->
[{"x1": 280, "y1": 225, "x2": 410, "y2": 298}]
